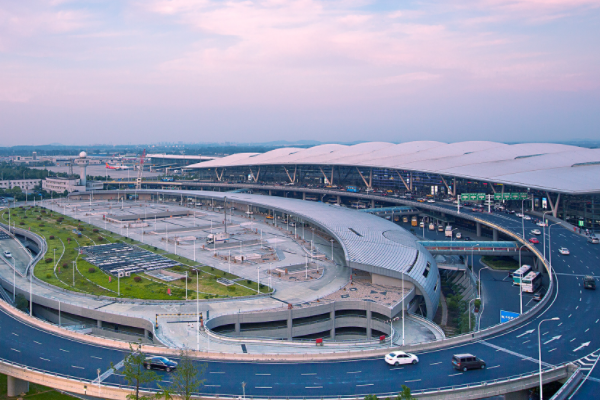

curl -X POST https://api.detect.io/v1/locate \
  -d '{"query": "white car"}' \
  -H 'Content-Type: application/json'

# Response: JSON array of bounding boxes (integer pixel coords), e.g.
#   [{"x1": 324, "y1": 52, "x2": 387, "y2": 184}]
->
[
  {"x1": 3, "y1": 251, "x2": 11, "y2": 258},
  {"x1": 456, "y1": 232, "x2": 462, "y2": 239},
  {"x1": 523, "y1": 215, "x2": 532, "y2": 220},
  {"x1": 516, "y1": 213, "x2": 523, "y2": 217},
  {"x1": 559, "y1": 247, "x2": 570, "y2": 255},
  {"x1": 536, "y1": 221, "x2": 546, "y2": 227},
  {"x1": 385, "y1": 351, "x2": 419, "y2": 366},
  {"x1": 531, "y1": 229, "x2": 541, "y2": 235},
  {"x1": 427, "y1": 199, "x2": 435, "y2": 203}
]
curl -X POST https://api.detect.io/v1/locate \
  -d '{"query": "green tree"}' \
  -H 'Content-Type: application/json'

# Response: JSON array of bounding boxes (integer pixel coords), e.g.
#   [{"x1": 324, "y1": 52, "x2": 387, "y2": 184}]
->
[
  {"x1": 364, "y1": 395, "x2": 379, "y2": 400},
  {"x1": 117, "y1": 342, "x2": 158, "y2": 400},
  {"x1": 14, "y1": 293, "x2": 29, "y2": 313},
  {"x1": 157, "y1": 349, "x2": 206, "y2": 400},
  {"x1": 396, "y1": 385, "x2": 416, "y2": 400}
]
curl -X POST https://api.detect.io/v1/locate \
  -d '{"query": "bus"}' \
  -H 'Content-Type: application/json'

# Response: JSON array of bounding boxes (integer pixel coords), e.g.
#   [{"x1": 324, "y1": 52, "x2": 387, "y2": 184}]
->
[
  {"x1": 522, "y1": 271, "x2": 542, "y2": 293},
  {"x1": 445, "y1": 225, "x2": 453, "y2": 237},
  {"x1": 411, "y1": 216, "x2": 418, "y2": 227},
  {"x1": 513, "y1": 265, "x2": 532, "y2": 286},
  {"x1": 346, "y1": 186, "x2": 359, "y2": 193}
]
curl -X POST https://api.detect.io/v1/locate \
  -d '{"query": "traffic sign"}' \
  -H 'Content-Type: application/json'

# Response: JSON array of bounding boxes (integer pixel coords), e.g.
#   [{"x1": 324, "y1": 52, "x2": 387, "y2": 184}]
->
[{"x1": 500, "y1": 310, "x2": 519, "y2": 323}]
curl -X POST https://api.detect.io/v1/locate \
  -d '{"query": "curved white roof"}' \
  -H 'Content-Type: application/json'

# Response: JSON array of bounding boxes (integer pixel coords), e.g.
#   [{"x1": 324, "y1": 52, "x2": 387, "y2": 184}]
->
[{"x1": 190, "y1": 142, "x2": 600, "y2": 194}]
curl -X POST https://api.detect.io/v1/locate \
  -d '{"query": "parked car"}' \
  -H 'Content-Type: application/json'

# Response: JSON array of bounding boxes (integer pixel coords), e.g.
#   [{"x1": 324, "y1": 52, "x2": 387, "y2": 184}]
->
[
  {"x1": 3, "y1": 251, "x2": 11, "y2": 258},
  {"x1": 452, "y1": 354, "x2": 486, "y2": 371},
  {"x1": 531, "y1": 229, "x2": 541, "y2": 235},
  {"x1": 529, "y1": 237, "x2": 540, "y2": 244},
  {"x1": 588, "y1": 237, "x2": 600, "y2": 244},
  {"x1": 558, "y1": 247, "x2": 570, "y2": 255},
  {"x1": 385, "y1": 351, "x2": 419, "y2": 366},
  {"x1": 143, "y1": 356, "x2": 178, "y2": 372}
]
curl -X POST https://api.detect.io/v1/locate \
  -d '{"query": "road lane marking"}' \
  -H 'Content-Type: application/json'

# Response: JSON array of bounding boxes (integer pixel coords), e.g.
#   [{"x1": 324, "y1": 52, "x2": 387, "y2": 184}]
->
[
  {"x1": 558, "y1": 323, "x2": 563, "y2": 327},
  {"x1": 390, "y1": 367, "x2": 404, "y2": 370},
  {"x1": 72, "y1": 365, "x2": 85, "y2": 369},
  {"x1": 301, "y1": 373, "x2": 316, "y2": 376},
  {"x1": 255, "y1": 374, "x2": 271, "y2": 376},
  {"x1": 522, "y1": 340, "x2": 530, "y2": 344},
  {"x1": 210, "y1": 372, "x2": 225, "y2": 374},
  {"x1": 571, "y1": 338, "x2": 577, "y2": 342},
  {"x1": 33, "y1": 341, "x2": 41, "y2": 345},
  {"x1": 306, "y1": 386, "x2": 323, "y2": 389},
  {"x1": 40, "y1": 357, "x2": 50, "y2": 361},
  {"x1": 488, "y1": 365, "x2": 500, "y2": 370},
  {"x1": 204, "y1": 385, "x2": 221, "y2": 387},
  {"x1": 255, "y1": 386, "x2": 272, "y2": 389},
  {"x1": 405, "y1": 379, "x2": 421, "y2": 383},
  {"x1": 448, "y1": 373, "x2": 462, "y2": 377},
  {"x1": 11, "y1": 348, "x2": 20, "y2": 352},
  {"x1": 357, "y1": 383, "x2": 374, "y2": 387},
  {"x1": 568, "y1": 314, "x2": 572, "y2": 318},
  {"x1": 91, "y1": 356, "x2": 102, "y2": 360},
  {"x1": 430, "y1": 362, "x2": 442, "y2": 365},
  {"x1": 11, "y1": 333, "x2": 18, "y2": 336},
  {"x1": 60, "y1": 349, "x2": 69, "y2": 352},
  {"x1": 347, "y1": 371, "x2": 361, "y2": 374},
  {"x1": 586, "y1": 328, "x2": 590, "y2": 332}
]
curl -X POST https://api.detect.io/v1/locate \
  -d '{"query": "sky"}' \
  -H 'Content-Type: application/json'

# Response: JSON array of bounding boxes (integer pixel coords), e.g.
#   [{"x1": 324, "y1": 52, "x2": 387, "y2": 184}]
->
[{"x1": 0, "y1": 0, "x2": 599, "y2": 146}]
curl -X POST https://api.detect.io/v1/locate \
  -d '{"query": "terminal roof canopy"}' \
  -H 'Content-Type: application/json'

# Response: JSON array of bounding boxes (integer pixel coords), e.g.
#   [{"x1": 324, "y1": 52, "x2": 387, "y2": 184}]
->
[{"x1": 189, "y1": 141, "x2": 600, "y2": 194}]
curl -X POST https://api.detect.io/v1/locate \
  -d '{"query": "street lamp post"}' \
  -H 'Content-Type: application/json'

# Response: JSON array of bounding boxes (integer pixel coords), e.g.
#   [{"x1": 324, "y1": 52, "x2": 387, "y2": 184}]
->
[
  {"x1": 330, "y1": 239, "x2": 334, "y2": 263},
  {"x1": 538, "y1": 317, "x2": 560, "y2": 400},
  {"x1": 542, "y1": 211, "x2": 552, "y2": 260},
  {"x1": 478, "y1": 266, "x2": 491, "y2": 300}
]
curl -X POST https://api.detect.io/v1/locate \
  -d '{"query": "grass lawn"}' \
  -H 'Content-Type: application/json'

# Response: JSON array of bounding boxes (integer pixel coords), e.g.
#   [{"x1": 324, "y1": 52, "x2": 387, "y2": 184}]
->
[
  {"x1": 1, "y1": 206, "x2": 270, "y2": 300},
  {"x1": 0, "y1": 373, "x2": 76, "y2": 400},
  {"x1": 481, "y1": 255, "x2": 520, "y2": 271}
]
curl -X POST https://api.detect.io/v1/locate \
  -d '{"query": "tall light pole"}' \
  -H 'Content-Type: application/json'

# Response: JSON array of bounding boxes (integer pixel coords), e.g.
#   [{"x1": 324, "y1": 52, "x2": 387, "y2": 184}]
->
[
  {"x1": 542, "y1": 211, "x2": 552, "y2": 260},
  {"x1": 521, "y1": 196, "x2": 530, "y2": 239},
  {"x1": 478, "y1": 266, "x2": 491, "y2": 300},
  {"x1": 402, "y1": 272, "x2": 405, "y2": 346},
  {"x1": 196, "y1": 269, "x2": 199, "y2": 351},
  {"x1": 538, "y1": 317, "x2": 560, "y2": 400},
  {"x1": 330, "y1": 239, "x2": 334, "y2": 262},
  {"x1": 12, "y1": 259, "x2": 16, "y2": 302}
]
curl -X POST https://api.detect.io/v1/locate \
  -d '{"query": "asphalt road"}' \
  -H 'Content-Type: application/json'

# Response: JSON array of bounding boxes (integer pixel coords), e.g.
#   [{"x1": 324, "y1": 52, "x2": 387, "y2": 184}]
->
[{"x1": 1, "y1": 196, "x2": 599, "y2": 398}]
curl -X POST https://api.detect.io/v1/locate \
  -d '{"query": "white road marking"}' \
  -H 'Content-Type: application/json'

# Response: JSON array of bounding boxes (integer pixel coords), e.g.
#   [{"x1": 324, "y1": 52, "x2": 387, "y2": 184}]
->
[
  {"x1": 209, "y1": 372, "x2": 225, "y2": 374},
  {"x1": 548, "y1": 348, "x2": 557, "y2": 353},
  {"x1": 40, "y1": 357, "x2": 50, "y2": 361},
  {"x1": 255, "y1": 373, "x2": 271, "y2": 376},
  {"x1": 571, "y1": 338, "x2": 577, "y2": 342},
  {"x1": 586, "y1": 328, "x2": 590, "y2": 332},
  {"x1": 204, "y1": 385, "x2": 221, "y2": 387},
  {"x1": 11, "y1": 333, "x2": 18, "y2": 336},
  {"x1": 448, "y1": 373, "x2": 463, "y2": 377},
  {"x1": 11, "y1": 348, "x2": 20, "y2": 353},
  {"x1": 430, "y1": 362, "x2": 442, "y2": 365},
  {"x1": 301, "y1": 373, "x2": 316, "y2": 375},
  {"x1": 523, "y1": 340, "x2": 531, "y2": 344},
  {"x1": 357, "y1": 383, "x2": 375, "y2": 387},
  {"x1": 33, "y1": 341, "x2": 41, "y2": 345},
  {"x1": 488, "y1": 365, "x2": 500, "y2": 370},
  {"x1": 91, "y1": 356, "x2": 102, "y2": 360},
  {"x1": 72, "y1": 365, "x2": 85, "y2": 369},
  {"x1": 60, "y1": 349, "x2": 69, "y2": 352},
  {"x1": 306, "y1": 386, "x2": 323, "y2": 389},
  {"x1": 347, "y1": 371, "x2": 361, "y2": 374},
  {"x1": 405, "y1": 379, "x2": 421, "y2": 383},
  {"x1": 390, "y1": 367, "x2": 404, "y2": 370},
  {"x1": 255, "y1": 386, "x2": 272, "y2": 389}
]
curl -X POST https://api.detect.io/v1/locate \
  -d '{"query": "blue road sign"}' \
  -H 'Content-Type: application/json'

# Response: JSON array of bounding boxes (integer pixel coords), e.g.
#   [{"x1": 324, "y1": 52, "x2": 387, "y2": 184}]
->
[{"x1": 500, "y1": 310, "x2": 519, "y2": 324}]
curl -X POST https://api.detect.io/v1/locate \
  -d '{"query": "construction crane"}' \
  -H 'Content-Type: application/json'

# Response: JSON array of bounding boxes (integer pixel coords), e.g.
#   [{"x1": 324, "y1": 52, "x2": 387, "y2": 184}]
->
[{"x1": 136, "y1": 149, "x2": 146, "y2": 189}]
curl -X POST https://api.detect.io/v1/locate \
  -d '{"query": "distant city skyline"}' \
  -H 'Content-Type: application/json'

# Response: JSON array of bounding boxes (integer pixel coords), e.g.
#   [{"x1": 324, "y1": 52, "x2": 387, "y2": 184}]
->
[{"x1": 1, "y1": 0, "x2": 599, "y2": 146}]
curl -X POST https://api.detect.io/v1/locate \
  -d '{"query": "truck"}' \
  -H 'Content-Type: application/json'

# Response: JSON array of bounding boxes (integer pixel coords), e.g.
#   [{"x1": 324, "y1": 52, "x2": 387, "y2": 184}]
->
[
  {"x1": 445, "y1": 225, "x2": 453, "y2": 237},
  {"x1": 584, "y1": 275, "x2": 596, "y2": 290},
  {"x1": 206, "y1": 232, "x2": 230, "y2": 245}
]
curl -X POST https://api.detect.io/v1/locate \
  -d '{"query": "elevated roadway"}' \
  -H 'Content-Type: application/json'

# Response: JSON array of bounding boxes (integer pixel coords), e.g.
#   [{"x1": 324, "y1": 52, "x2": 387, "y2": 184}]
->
[{"x1": 0, "y1": 188, "x2": 599, "y2": 399}]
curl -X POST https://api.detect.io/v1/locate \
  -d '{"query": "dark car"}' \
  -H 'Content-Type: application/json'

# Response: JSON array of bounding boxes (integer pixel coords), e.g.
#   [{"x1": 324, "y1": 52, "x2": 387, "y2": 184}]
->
[
  {"x1": 463, "y1": 236, "x2": 472, "y2": 241},
  {"x1": 143, "y1": 356, "x2": 178, "y2": 372},
  {"x1": 584, "y1": 276, "x2": 596, "y2": 290},
  {"x1": 452, "y1": 354, "x2": 486, "y2": 371},
  {"x1": 533, "y1": 290, "x2": 545, "y2": 301}
]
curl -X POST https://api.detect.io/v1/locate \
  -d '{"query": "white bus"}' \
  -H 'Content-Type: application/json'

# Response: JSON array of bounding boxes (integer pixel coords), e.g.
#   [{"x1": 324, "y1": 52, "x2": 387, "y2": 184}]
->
[
  {"x1": 513, "y1": 265, "x2": 532, "y2": 286},
  {"x1": 445, "y1": 225, "x2": 453, "y2": 237},
  {"x1": 522, "y1": 271, "x2": 542, "y2": 293}
]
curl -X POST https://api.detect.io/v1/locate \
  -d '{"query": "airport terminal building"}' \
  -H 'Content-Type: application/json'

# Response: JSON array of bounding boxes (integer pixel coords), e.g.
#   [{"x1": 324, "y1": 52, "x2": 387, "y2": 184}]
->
[{"x1": 188, "y1": 141, "x2": 600, "y2": 231}]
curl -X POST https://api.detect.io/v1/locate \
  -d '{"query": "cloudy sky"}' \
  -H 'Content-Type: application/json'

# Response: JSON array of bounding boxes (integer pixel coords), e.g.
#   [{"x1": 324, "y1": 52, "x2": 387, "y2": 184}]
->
[{"x1": 1, "y1": 0, "x2": 599, "y2": 145}]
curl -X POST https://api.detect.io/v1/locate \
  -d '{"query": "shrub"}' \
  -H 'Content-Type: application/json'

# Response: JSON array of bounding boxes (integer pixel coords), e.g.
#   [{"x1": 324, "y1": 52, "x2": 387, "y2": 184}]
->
[
  {"x1": 46, "y1": 273, "x2": 52, "y2": 279},
  {"x1": 77, "y1": 233, "x2": 82, "y2": 238},
  {"x1": 19, "y1": 221, "x2": 24, "y2": 225},
  {"x1": 153, "y1": 247, "x2": 157, "y2": 250},
  {"x1": 180, "y1": 277, "x2": 192, "y2": 283},
  {"x1": 227, "y1": 286, "x2": 236, "y2": 292},
  {"x1": 49, "y1": 235, "x2": 55, "y2": 240},
  {"x1": 246, "y1": 279, "x2": 252, "y2": 285},
  {"x1": 45, "y1": 258, "x2": 53, "y2": 263},
  {"x1": 93, "y1": 228, "x2": 98, "y2": 233},
  {"x1": 133, "y1": 276, "x2": 142, "y2": 283},
  {"x1": 39, "y1": 223, "x2": 45, "y2": 227},
  {"x1": 88, "y1": 267, "x2": 96, "y2": 273},
  {"x1": 98, "y1": 236, "x2": 104, "y2": 241},
  {"x1": 36, "y1": 217, "x2": 41, "y2": 220},
  {"x1": 63, "y1": 263, "x2": 69, "y2": 268}
]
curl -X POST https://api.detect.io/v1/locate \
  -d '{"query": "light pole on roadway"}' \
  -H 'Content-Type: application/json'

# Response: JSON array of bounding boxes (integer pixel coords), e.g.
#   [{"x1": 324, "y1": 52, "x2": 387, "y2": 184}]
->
[{"x1": 518, "y1": 244, "x2": 528, "y2": 314}]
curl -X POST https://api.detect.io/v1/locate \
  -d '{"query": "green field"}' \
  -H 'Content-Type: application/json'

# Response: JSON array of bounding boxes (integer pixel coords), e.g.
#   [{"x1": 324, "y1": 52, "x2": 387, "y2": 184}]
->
[{"x1": 1, "y1": 206, "x2": 270, "y2": 300}]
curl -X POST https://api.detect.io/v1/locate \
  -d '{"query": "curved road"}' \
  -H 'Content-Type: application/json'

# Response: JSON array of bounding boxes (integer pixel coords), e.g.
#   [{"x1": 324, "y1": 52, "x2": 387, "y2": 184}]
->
[{"x1": 1, "y1": 196, "x2": 599, "y2": 398}]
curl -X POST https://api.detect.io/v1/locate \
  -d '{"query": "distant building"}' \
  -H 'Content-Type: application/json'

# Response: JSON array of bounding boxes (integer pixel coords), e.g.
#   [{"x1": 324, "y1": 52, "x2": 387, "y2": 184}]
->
[
  {"x1": 42, "y1": 177, "x2": 103, "y2": 193},
  {"x1": 0, "y1": 179, "x2": 41, "y2": 192}
]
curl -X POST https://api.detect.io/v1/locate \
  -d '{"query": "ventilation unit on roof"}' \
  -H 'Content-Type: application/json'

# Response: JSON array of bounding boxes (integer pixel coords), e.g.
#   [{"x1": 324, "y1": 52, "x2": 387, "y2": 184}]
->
[
  {"x1": 572, "y1": 161, "x2": 600, "y2": 167},
  {"x1": 515, "y1": 154, "x2": 545, "y2": 159}
]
